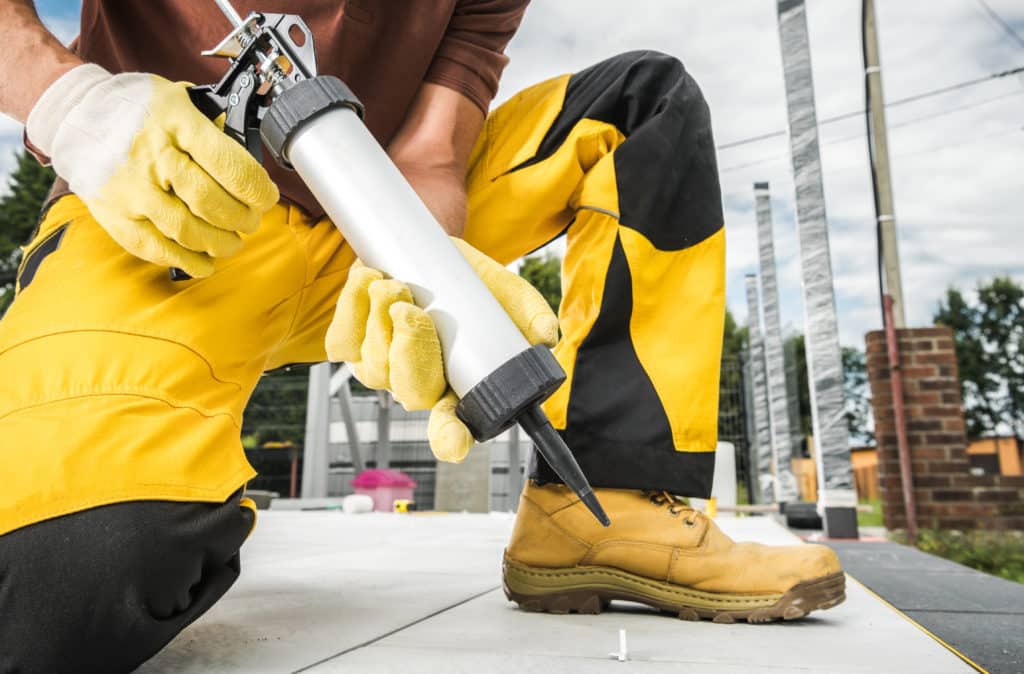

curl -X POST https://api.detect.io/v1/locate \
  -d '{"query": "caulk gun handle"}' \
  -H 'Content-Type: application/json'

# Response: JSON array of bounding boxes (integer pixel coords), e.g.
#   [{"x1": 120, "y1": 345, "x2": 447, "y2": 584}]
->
[{"x1": 168, "y1": 86, "x2": 249, "y2": 282}]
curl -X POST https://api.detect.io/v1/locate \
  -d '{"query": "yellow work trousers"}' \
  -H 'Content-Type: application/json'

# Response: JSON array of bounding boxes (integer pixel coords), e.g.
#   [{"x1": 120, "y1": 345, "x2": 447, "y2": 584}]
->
[{"x1": 0, "y1": 51, "x2": 725, "y2": 536}]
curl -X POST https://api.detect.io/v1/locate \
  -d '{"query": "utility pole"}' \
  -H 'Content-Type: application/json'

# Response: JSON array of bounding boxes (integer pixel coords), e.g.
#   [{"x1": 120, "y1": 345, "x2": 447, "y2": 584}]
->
[
  {"x1": 864, "y1": 0, "x2": 906, "y2": 327},
  {"x1": 865, "y1": 0, "x2": 916, "y2": 542}
]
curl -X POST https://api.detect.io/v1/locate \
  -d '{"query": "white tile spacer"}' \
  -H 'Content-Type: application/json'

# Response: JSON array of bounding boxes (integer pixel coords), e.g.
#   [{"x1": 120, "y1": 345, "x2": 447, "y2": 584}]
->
[{"x1": 608, "y1": 628, "x2": 628, "y2": 662}]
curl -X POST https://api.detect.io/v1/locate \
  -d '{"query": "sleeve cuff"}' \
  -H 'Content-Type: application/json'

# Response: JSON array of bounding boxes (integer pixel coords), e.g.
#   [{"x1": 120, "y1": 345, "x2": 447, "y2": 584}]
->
[
  {"x1": 25, "y1": 63, "x2": 111, "y2": 158},
  {"x1": 23, "y1": 130, "x2": 52, "y2": 166},
  {"x1": 425, "y1": 54, "x2": 505, "y2": 114}
]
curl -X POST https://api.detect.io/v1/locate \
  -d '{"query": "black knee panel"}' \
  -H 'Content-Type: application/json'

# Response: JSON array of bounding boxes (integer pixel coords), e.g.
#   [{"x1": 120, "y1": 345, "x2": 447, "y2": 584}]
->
[
  {"x1": 0, "y1": 495, "x2": 253, "y2": 674},
  {"x1": 513, "y1": 50, "x2": 723, "y2": 252}
]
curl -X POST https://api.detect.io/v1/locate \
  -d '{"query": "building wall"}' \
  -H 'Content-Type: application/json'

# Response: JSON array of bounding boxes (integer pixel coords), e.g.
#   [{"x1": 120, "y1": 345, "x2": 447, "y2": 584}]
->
[
  {"x1": 865, "y1": 326, "x2": 1024, "y2": 531},
  {"x1": 966, "y1": 437, "x2": 1023, "y2": 476}
]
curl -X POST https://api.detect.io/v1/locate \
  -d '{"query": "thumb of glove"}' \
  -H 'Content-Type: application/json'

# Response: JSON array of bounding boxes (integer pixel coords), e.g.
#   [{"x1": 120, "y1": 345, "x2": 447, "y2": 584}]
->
[{"x1": 427, "y1": 391, "x2": 475, "y2": 463}]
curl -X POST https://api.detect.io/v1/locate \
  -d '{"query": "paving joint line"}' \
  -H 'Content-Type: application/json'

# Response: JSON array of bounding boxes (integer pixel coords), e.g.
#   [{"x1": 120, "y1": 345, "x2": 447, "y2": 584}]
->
[{"x1": 290, "y1": 585, "x2": 502, "y2": 673}]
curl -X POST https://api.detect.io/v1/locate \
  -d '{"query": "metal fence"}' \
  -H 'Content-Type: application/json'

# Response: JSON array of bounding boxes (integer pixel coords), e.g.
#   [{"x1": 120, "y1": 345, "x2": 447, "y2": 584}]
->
[
  {"x1": 719, "y1": 356, "x2": 752, "y2": 498},
  {"x1": 243, "y1": 356, "x2": 752, "y2": 507},
  {"x1": 242, "y1": 369, "x2": 524, "y2": 510}
]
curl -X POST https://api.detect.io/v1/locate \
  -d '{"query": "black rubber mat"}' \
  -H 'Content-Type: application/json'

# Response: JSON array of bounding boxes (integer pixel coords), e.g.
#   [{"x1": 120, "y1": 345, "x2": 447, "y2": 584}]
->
[{"x1": 826, "y1": 541, "x2": 1024, "y2": 674}]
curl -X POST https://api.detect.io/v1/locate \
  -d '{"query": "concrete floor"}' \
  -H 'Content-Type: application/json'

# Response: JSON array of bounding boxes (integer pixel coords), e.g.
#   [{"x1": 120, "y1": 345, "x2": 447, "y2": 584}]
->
[{"x1": 138, "y1": 512, "x2": 975, "y2": 673}]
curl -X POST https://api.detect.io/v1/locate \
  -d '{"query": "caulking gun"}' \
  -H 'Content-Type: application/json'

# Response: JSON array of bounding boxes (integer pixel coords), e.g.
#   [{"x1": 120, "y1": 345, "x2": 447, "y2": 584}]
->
[{"x1": 182, "y1": 0, "x2": 610, "y2": 526}]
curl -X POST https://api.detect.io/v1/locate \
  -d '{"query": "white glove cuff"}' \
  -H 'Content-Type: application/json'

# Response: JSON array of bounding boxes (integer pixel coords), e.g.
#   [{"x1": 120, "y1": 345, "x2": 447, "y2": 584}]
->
[{"x1": 26, "y1": 63, "x2": 112, "y2": 157}]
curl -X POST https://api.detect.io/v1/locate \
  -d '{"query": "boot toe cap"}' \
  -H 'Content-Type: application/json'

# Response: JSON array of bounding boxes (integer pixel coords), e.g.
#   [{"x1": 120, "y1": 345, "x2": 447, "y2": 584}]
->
[{"x1": 798, "y1": 544, "x2": 843, "y2": 580}]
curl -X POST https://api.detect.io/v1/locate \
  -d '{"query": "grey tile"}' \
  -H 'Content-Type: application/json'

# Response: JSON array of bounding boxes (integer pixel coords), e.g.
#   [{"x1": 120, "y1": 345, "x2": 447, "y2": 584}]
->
[
  {"x1": 139, "y1": 513, "x2": 974, "y2": 673},
  {"x1": 310, "y1": 584, "x2": 972, "y2": 673},
  {"x1": 313, "y1": 647, "x2": 832, "y2": 673}
]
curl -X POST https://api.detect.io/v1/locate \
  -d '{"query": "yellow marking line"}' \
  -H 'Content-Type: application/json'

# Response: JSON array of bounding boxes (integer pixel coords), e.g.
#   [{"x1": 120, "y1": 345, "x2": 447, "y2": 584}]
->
[{"x1": 847, "y1": 575, "x2": 988, "y2": 673}]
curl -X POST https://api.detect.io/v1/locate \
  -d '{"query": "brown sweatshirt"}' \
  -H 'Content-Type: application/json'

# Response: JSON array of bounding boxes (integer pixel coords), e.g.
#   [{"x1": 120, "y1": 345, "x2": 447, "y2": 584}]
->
[{"x1": 41, "y1": 0, "x2": 529, "y2": 218}]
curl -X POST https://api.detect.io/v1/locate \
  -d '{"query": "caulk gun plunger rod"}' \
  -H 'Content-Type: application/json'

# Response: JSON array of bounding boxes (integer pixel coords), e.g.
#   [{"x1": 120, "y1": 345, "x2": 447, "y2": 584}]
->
[{"x1": 214, "y1": 0, "x2": 244, "y2": 28}]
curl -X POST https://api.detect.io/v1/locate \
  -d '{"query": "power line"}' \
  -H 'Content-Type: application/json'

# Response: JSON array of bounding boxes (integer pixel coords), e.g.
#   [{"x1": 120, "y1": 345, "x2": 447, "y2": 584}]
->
[
  {"x1": 892, "y1": 124, "x2": 1023, "y2": 161},
  {"x1": 722, "y1": 124, "x2": 1022, "y2": 180},
  {"x1": 973, "y1": 0, "x2": 1024, "y2": 50},
  {"x1": 718, "y1": 89, "x2": 1024, "y2": 173},
  {"x1": 716, "y1": 64, "x2": 1024, "y2": 151},
  {"x1": 891, "y1": 88, "x2": 1023, "y2": 127},
  {"x1": 720, "y1": 124, "x2": 1023, "y2": 198},
  {"x1": 826, "y1": 88, "x2": 1024, "y2": 145},
  {"x1": 888, "y1": 64, "x2": 1024, "y2": 106}
]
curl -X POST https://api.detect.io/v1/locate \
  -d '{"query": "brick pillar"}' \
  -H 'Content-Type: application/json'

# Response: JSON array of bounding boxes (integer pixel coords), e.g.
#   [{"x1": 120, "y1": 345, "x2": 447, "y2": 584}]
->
[{"x1": 866, "y1": 327, "x2": 1024, "y2": 531}]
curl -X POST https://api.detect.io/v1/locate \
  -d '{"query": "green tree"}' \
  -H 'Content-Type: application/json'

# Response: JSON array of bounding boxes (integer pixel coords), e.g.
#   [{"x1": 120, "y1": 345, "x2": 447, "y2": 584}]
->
[
  {"x1": 518, "y1": 253, "x2": 561, "y2": 312},
  {"x1": 783, "y1": 335, "x2": 872, "y2": 444},
  {"x1": 0, "y1": 150, "x2": 56, "y2": 314},
  {"x1": 722, "y1": 308, "x2": 749, "y2": 362},
  {"x1": 241, "y1": 365, "x2": 311, "y2": 447},
  {"x1": 934, "y1": 276, "x2": 1024, "y2": 440},
  {"x1": 785, "y1": 334, "x2": 812, "y2": 437},
  {"x1": 719, "y1": 308, "x2": 749, "y2": 430},
  {"x1": 719, "y1": 308, "x2": 751, "y2": 488},
  {"x1": 842, "y1": 346, "x2": 874, "y2": 445}
]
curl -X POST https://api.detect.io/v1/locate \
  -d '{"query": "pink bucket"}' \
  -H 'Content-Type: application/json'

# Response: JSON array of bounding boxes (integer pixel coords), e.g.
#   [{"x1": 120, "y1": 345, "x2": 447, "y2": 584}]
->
[{"x1": 351, "y1": 469, "x2": 417, "y2": 512}]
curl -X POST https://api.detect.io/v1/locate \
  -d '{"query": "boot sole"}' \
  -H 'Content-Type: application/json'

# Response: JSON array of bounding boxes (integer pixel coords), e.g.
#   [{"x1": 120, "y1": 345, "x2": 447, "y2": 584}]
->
[{"x1": 503, "y1": 554, "x2": 845, "y2": 623}]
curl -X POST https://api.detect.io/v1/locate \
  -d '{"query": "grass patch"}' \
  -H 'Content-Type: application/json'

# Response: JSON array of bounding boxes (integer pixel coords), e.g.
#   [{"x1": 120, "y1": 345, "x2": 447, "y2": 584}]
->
[
  {"x1": 893, "y1": 529, "x2": 1024, "y2": 584},
  {"x1": 857, "y1": 498, "x2": 883, "y2": 528},
  {"x1": 736, "y1": 482, "x2": 750, "y2": 506}
]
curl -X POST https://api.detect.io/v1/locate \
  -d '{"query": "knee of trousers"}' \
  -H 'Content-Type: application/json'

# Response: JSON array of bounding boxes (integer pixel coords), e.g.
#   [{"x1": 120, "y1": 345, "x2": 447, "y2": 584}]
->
[
  {"x1": 558, "y1": 50, "x2": 721, "y2": 254},
  {"x1": 593, "y1": 49, "x2": 706, "y2": 115},
  {"x1": 0, "y1": 497, "x2": 253, "y2": 674},
  {"x1": 612, "y1": 49, "x2": 687, "y2": 81}
]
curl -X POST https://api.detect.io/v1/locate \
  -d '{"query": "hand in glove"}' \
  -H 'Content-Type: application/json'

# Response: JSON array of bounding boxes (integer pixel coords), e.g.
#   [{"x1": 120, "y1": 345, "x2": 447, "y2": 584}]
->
[
  {"x1": 26, "y1": 64, "x2": 279, "y2": 278},
  {"x1": 326, "y1": 238, "x2": 559, "y2": 463}
]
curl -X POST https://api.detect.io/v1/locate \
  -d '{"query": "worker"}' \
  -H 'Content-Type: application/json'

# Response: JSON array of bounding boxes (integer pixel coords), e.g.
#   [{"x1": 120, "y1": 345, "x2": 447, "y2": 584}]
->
[{"x1": 0, "y1": 1, "x2": 844, "y2": 671}]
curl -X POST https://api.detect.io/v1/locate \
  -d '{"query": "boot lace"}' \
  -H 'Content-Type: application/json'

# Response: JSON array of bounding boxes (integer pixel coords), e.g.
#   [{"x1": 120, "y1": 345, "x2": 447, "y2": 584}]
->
[{"x1": 646, "y1": 491, "x2": 700, "y2": 527}]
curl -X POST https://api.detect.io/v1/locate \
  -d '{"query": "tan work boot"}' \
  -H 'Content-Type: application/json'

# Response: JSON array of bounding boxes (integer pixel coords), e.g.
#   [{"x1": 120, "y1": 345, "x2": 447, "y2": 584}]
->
[{"x1": 503, "y1": 482, "x2": 845, "y2": 623}]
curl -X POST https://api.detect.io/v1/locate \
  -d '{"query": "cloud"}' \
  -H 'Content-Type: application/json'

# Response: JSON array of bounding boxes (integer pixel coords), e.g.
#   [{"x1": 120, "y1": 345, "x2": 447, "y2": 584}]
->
[
  {"x1": 501, "y1": 0, "x2": 1024, "y2": 347},
  {"x1": 2, "y1": 0, "x2": 1022, "y2": 350}
]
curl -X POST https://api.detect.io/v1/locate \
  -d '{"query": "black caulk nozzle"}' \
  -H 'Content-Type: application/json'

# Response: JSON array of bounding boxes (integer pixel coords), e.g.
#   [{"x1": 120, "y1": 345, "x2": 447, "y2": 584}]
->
[
  {"x1": 453, "y1": 345, "x2": 609, "y2": 527},
  {"x1": 519, "y1": 404, "x2": 610, "y2": 527}
]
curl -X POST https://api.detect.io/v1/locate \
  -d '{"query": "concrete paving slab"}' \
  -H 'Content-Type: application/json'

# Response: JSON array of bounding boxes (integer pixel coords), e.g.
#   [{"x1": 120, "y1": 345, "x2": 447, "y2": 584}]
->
[
  {"x1": 311, "y1": 580, "x2": 971, "y2": 673},
  {"x1": 139, "y1": 513, "x2": 974, "y2": 673},
  {"x1": 139, "y1": 513, "x2": 511, "y2": 674},
  {"x1": 321, "y1": 647, "x2": 807, "y2": 674}
]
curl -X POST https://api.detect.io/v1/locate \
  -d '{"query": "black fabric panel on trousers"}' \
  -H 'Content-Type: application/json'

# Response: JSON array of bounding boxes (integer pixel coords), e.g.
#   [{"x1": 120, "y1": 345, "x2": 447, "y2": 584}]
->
[
  {"x1": 0, "y1": 494, "x2": 253, "y2": 674},
  {"x1": 530, "y1": 429, "x2": 715, "y2": 498},
  {"x1": 509, "y1": 51, "x2": 723, "y2": 252},
  {"x1": 530, "y1": 235, "x2": 714, "y2": 498},
  {"x1": 17, "y1": 222, "x2": 67, "y2": 291}
]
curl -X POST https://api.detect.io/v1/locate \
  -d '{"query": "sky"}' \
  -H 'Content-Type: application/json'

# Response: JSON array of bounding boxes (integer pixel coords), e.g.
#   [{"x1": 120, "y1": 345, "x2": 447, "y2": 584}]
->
[{"x1": 2, "y1": 0, "x2": 1022, "y2": 349}]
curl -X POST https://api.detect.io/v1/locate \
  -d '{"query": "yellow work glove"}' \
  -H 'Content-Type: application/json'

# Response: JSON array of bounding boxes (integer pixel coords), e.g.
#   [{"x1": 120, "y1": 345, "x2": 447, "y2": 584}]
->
[
  {"x1": 326, "y1": 238, "x2": 559, "y2": 463},
  {"x1": 26, "y1": 64, "x2": 279, "y2": 278}
]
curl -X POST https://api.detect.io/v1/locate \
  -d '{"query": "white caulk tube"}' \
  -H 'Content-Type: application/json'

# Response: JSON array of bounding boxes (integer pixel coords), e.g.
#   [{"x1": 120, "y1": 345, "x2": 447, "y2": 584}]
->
[
  {"x1": 260, "y1": 76, "x2": 609, "y2": 525},
  {"x1": 289, "y1": 107, "x2": 525, "y2": 395}
]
